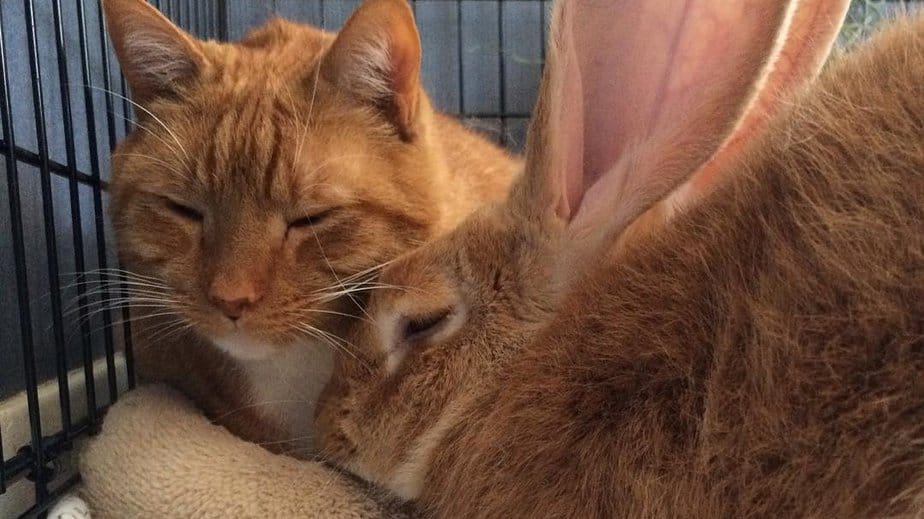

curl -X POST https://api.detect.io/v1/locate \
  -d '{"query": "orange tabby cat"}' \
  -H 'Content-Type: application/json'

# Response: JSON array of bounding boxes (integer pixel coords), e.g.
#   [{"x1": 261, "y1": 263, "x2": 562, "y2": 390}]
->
[{"x1": 102, "y1": 0, "x2": 519, "y2": 455}]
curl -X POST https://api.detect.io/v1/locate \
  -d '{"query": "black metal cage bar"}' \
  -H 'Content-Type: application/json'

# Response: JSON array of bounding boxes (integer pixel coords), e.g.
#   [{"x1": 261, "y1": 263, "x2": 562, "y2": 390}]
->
[
  {"x1": 50, "y1": 0, "x2": 80, "y2": 450},
  {"x1": 94, "y1": 0, "x2": 130, "y2": 403},
  {"x1": 0, "y1": 0, "x2": 46, "y2": 506},
  {"x1": 0, "y1": 2, "x2": 220, "y2": 516},
  {"x1": 74, "y1": 0, "x2": 103, "y2": 429}
]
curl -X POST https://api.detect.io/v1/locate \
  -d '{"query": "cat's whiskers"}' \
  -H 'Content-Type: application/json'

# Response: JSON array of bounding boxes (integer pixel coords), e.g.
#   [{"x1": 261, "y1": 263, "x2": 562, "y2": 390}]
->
[
  {"x1": 62, "y1": 299, "x2": 188, "y2": 347},
  {"x1": 150, "y1": 318, "x2": 196, "y2": 344},
  {"x1": 59, "y1": 270, "x2": 175, "y2": 307},
  {"x1": 308, "y1": 259, "x2": 403, "y2": 322},
  {"x1": 109, "y1": 309, "x2": 188, "y2": 328},
  {"x1": 309, "y1": 279, "x2": 414, "y2": 305},
  {"x1": 305, "y1": 65, "x2": 321, "y2": 132},
  {"x1": 295, "y1": 307, "x2": 366, "y2": 322},
  {"x1": 88, "y1": 267, "x2": 166, "y2": 282},
  {"x1": 282, "y1": 80, "x2": 314, "y2": 177},
  {"x1": 68, "y1": 267, "x2": 171, "y2": 285},
  {"x1": 131, "y1": 320, "x2": 185, "y2": 345},
  {"x1": 78, "y1": 83, "x2": 192, "y2": 163},
  {"x1": 290, "y1": 322, "x2": 369, "y2": 369},
  {"x1": 303, "y1": 435, "x2": 343, "y2": 464},
  {"x1": 284, "y1": 62, "x2": 324, "y2": 172},
  {"x1": 59, "y1": 294, "x2": 178, "y2": 323},
  {"x1": 49, "y1": 283, "x2": 165, "y2": 310},
  {"x1": 112, "y1": 114, "x2": 187, "y2": 166},
  {"x1": 307, "y1": 283, "x2": 378, "y2": 310},
  {"x1": 294, "y1": 322, "x2": 351, "y2": 351},
  {"x1": 336, "y1": 258, "x2": 398, "y2": 284},
  {"x1": 59, "y1": 278, "x2": 171, "y2": 293},
  {"x1": 76, "y1": 310, "x2": 187, "y2": 345},
  {"x1": 111, "y1": 152, "x2": 190, "y2": 178},
  {"x1": 64, "y1": 283, "x2": 176, "y2": 299},
  {"x1": 309, "y1": 290, "x2": 383, "y2": 308},
  {"x1": 61, "y1": 283, "x2": 181, "y2": 314},
  {"x1": 52, "y1": 269, "x2": 171, "y2": 305},
  {"x1": 65, "y1": 300, "x2": 180, "y2": 321},
  {"x1": 309, "y1": 258, "x2": 431, "y2": 306},
  {"x1": 62, "y1": 296, "x2": 188, "y2": 337},
  {"x1": 57, "y1": 268, "x2": 192, "y2": 343},
  {"x1": 310, "y1": 278, "x2": 403, "y2": 293},
  {"x1": 252, "y1": 434, "x2": 318, "y2": 448},
  {"x1": 63, "y1": 287, "x2": 176, "y2": 306},
  {"x1": 63, "y1": 268, "x2": 174, "y2": 295},
  {"x1": 307, "y1": 224, "x2": 389, "y2": 325}
]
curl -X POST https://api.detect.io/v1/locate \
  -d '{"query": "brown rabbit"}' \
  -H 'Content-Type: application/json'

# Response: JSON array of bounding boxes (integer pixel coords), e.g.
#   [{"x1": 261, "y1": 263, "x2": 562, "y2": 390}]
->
[{"x1": 316, "y1": 0, "x2": 924, "y2": 516}]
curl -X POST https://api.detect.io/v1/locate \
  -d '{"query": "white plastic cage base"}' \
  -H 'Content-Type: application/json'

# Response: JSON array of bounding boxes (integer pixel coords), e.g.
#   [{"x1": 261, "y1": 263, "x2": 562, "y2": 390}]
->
[{"x1": 0, "y1": 354, "x2": 127, "y2": 518}]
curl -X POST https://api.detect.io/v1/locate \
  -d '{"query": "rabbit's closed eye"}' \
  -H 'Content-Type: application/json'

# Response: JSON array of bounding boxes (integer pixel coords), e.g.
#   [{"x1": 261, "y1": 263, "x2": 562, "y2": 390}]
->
[
  {"x1": 402, "y1": 309, "x2": 453, "y2": 343},
  {"x1": 384, "y1": 305, "x2": 466, "y2": 373}
]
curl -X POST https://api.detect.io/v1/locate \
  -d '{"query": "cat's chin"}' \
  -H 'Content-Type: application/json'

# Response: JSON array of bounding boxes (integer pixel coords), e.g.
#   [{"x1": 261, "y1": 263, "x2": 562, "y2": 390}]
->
[{"x1": 210, "y1": 332, "x2": 283, "y2": 361}]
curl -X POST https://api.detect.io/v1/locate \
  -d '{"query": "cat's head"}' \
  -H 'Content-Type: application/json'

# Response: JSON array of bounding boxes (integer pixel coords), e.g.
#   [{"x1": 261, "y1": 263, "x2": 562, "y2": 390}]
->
[{"x1": 104, "y1": 0, "x2": 444, "y2": 360}]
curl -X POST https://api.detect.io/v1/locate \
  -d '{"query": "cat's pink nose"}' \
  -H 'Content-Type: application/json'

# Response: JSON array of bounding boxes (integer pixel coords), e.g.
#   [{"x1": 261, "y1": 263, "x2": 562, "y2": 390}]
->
[{"x1": 208, "y1": 280, "x2": 264, "y2": 321}]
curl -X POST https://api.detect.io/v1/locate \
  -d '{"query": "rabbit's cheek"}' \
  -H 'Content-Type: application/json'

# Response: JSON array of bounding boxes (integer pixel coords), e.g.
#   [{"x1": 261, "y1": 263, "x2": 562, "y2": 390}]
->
[
  {"x1": 314, "y1": 407, "x2": 354, "y2": 461},
  {"x1": 386, "y1": 347, "x2": 409, "y2": 374},
  {"x1": 383, "y1": 401, "x2": 461, "y2": 501}
]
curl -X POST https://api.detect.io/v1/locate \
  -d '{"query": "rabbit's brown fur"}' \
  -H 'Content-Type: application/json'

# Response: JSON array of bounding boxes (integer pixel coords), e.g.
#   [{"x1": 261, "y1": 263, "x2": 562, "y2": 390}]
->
[
  {"x1": 422, "y1": 16, "x2": 924, "y2": 518},
  {"x1": 316, "y1": 10, "x2": 924, "y2": 518}
]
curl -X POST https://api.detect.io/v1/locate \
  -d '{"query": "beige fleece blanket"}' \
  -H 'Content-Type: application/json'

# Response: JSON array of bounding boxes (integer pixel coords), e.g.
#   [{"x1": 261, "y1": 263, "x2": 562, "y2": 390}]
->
[{"x1": 79, "y1": 385, "x2": 409, "y2": 518}]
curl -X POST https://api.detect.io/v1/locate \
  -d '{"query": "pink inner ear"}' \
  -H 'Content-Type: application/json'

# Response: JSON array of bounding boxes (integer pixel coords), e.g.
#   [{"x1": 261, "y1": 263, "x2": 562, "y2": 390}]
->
[
  {"x1": 577, "y1": 2, "x2": 770, "y2": 186},
  {"x1": 549, "y1": 0, "x2": 793, "y2": 237},
  {"x1": 674, "y1": 0, "x2": 849, "y2": 202},
  {"x1": 605, "y1": 0, "x2": 848, "y2": 253},
  {"x1": 552, "y1": 7, "x2": 586, "y2": 219}
]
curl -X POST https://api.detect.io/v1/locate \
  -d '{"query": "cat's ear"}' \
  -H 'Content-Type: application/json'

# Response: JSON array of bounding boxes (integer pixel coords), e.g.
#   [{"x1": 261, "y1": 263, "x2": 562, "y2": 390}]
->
[
  {"x1": 322, "y1": 0, "x2": 422, "y2": 140},
  {"x1": 102, "y1": 0, "x2": 206, "y2": 107}
]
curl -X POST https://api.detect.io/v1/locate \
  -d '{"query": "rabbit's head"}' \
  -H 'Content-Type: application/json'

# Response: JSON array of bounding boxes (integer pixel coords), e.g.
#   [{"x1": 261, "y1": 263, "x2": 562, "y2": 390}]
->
[{"x1": 316, "y1": 0, "x2": 848, "y2": 499}]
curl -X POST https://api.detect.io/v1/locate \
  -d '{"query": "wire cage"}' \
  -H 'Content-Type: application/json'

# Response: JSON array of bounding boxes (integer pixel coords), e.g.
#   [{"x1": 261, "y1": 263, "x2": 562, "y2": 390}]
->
[
  {"x1": 0, "y1": 2, "x2": 221, "y2": 516},
  {"x1": 0, "y1": 0, "x2": 918, "y2": 517}
]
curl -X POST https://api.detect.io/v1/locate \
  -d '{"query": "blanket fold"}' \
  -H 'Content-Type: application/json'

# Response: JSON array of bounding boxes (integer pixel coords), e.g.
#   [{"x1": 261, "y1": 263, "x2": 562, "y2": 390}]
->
[{"x1": 79, "y1": 385, "x2": 407, "y2": 518}]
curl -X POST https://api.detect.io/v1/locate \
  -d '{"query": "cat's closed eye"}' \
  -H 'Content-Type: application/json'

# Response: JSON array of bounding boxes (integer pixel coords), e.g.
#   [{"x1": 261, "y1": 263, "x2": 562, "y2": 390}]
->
[
  {"x1": 288, "y1": 208, "x2": 337, "y2": 230},
  {"x1": 163, "y1": 197, "x2": 204, "y2": 222}
]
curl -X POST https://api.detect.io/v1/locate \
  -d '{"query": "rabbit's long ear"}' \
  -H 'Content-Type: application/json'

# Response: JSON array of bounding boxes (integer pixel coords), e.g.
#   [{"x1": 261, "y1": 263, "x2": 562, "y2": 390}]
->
[
  {"x1": 619, "y1": 0, "x2": 850, "y2": 247},
  {"x1": 514, "y1": 0, "x2": 815, "y2": 253}
]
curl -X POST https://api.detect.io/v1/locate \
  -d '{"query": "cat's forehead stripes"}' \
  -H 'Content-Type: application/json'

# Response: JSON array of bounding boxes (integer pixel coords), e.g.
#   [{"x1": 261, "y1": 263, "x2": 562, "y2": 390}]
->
[
  {"x1": 190, "y1": 88, "x2": 283, "y2": 201},
  {"x1": 169, "y1": 19, "x2": 338, "y2": 203},
  {"x1": 182, "y1": 80, "x2": 336, "y2": 209}
]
